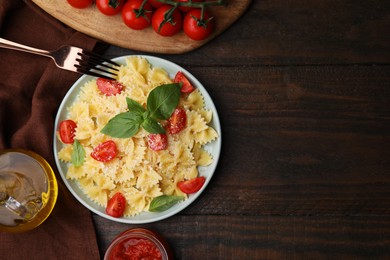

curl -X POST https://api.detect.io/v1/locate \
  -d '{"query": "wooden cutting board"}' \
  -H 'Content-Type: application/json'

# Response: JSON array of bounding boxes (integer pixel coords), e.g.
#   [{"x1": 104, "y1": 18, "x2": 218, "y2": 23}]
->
[{"x1": 32, "y1": 0, "x2": 252, "y2": 54}]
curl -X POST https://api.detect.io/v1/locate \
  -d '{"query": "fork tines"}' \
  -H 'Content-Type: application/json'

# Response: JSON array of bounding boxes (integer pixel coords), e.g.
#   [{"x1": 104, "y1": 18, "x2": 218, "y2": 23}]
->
[{"x1": 75, "y1": 51, "x2": 120, "y2": 80}]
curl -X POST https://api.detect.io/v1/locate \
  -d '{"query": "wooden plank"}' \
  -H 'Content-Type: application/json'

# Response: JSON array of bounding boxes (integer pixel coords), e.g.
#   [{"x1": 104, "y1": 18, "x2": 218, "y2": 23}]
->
[
  {"x1": 104, "y1": 0, "x2": 390, "y2": 64},
  {"x1": 182, "y1": 65, "x2": 390, "y2": 216},
  {"x1": 231, "y1": 0, "x2": 390, "y2": 64},
  {"x1": 93, "y1": 215, "x2": 390, "y2": 259},
  {"x1": 31, "y1": 0, "x2": 252, "y2": 54}
]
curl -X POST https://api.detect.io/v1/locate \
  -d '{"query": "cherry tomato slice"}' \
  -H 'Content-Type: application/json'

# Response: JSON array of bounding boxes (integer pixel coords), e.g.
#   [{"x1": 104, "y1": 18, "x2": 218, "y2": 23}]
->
[
  {"x1": 174, "y1": 71, "x2": 195, "y2": 93},
  {"x1": 178, "y1": 176, "x2": 206, "y2": 194},
  {"x1": 96, "y1": 78, "x2": 124, "y2": 96},
  {"x1": 67, "y1": 0, "x2": 93, "y2": 9},
  {"x1": 59, "y1": 120, "x2": 77, "y2": 144},
  {"x1": 91, "y1": 140, "x2": 118, "y2": 162},
  {"x1": 147, "y1": 134, "x2": 168, "y2": 151},
  {"x1": 106, "y1": 192, "x2": 126, "y2": 218},
  {"x1": 168, "y1": 107, "x2": 187, "y2": 134}
]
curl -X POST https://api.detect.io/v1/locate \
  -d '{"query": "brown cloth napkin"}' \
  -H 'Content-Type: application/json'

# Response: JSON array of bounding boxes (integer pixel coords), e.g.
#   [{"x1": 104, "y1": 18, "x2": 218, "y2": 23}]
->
[{"x1": 0, "y1": 1, "x2": 107, "y2": 259}]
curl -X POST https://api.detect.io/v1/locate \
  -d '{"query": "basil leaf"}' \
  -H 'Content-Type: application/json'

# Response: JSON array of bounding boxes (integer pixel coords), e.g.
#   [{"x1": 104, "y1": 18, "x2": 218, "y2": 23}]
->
[
  {"x1": 142, "y1": 117, "x2": 165, "y2": 134},
  {"x1": 71, "y1": 140, "x2": 85, "y2": 167},
  {"x1": 126, "y1": 97, "x2": 146, "y2": 114},
  {"x1": 101, "y1": 111, "x2": 143, "y2": 138},
  {"x1": 149, "y1": 195, "x2": 184, "y2": 212},
  {"x1": 147, "y1": 83, "x2": 181, "y2": 120}
]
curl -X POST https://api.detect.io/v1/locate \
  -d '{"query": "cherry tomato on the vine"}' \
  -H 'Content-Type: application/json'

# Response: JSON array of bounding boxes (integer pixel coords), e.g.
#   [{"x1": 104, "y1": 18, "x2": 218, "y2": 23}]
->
[
  {"x1": 148, "y1": 0, "x2": 164, "y2": 9},
  {"x1": 96, "y1": 78, "x2": 124, "y2": 96},
  {"x1": 96, "y1": 0, "x2": 125, "y2": 16},
  {"x1": 59, "y1": 120, "x2": 77, "y2": 144},
  {"x1": 178, "y1": 176, "x2": 206, "y2": 194},
  {"x1": 152, "y1": 5, "x2": 182, "y2": 37},
  {"x1": 67, "y1": 0, "x2": 93, "y2": 9},
  {"x1": 122, "y1": 0, "x2": 153, "y2": 30},
  {"x1": 106, "y1": 192, "x2": 126, "y2": 218},
  {"x1": 174, "y1": 0, "x2": 204, "y2": 12},
  {"x1": 183, "y1": 8, "x2": 214, "y2": 41},
  {"x1": 91, "y1": 140, "x2": 118, "y2": 162}
]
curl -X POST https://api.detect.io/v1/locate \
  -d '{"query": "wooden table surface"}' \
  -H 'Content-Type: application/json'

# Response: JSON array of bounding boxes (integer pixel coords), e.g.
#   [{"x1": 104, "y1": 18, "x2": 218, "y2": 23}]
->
[{"x1": 93, "y1": 1, "x2": 390, "y2": 258}]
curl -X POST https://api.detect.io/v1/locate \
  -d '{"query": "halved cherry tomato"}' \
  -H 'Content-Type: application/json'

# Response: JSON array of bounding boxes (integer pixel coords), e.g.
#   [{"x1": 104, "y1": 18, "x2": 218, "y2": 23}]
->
[
  {"x1": 174, "y1": 0, "x2": 204, "y2": 12},
  {"x1": 106, "y1": 192, "x2": 126, "y2": 218},
  {"x1": 122, "y1": 0, "x2": 153, "y2": 30},
  {"x1": 67, "y1": 0, "x2": 93, "y2": 9},
  {"x1": 183, "y1": 8, "x2": 214, "y2": 41},
  {"x1": 174, "y1": 71, "x2": 195, "y2": 93},
  {"x1": 96, "y1": 0, "x2": 125, "y2": 16},
  {"x1": 91, "y1": 140, "x2": 118, "y2": 162},
  {"x1": 96, "y1": 78, "x2": 124, "y2": 96},
  {"x1": 168, "y1": 107, "x2": 187, "y2": 134},
  {"x1": 178, "y1": 176, "x2": 206, "y2": 194},
  {"x1": 152, "y1": 5, "x2": 182, "y2": 37},
  {"x1": 148, "y1": 0, "x2": 164, "y2": 9},
  {"x1": 147, "y1": 133, "x2": 168, "y2": 151},
  {"x1": 59, "y1": 120, "x2": 77, "y2": 144}
]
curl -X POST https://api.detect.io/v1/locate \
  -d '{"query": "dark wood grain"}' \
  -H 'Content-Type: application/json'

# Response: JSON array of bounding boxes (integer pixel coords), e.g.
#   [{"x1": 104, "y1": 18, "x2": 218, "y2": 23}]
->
[
  {"x1": 106, "y1": 0, "x2": 390, "y2": 65},
  {"x1": 94, "y1": 215, "x2": 390, "y2": 259},
  {"x1": 166, "y1": 65, "x2": 389, "y2": 216},
  {"x1": 95, "y1": 0, "x2": 390, "y2": 259}
]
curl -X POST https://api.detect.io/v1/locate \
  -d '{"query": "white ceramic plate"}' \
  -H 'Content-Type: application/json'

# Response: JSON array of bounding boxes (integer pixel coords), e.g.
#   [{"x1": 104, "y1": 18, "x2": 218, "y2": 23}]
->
[{"x1": 53, "y1": 55, "x2": 221, "y2": 223}]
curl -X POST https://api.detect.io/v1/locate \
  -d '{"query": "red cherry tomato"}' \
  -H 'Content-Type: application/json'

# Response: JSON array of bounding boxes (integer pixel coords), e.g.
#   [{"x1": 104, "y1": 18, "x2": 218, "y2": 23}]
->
[
  {"x1": 168, "y1": 108, "x2": 187, "y2": 134},
  {"x1": 96, "y1": 78, "x2": 124, "y2": 96},
  {"x1": 59, "y1": 120, "x2": 77, "y2": 144},
  {"x1": 67, "y1": 0, "x2": 93, "y2": 9},
  {"x1": 91, "y1": 140, "x2": 118, "y2": 162},
  {"x1": 96, "y1": 0, "x2": 125, "y2": 16},
  {"x1": 178, "y1": 176, "x2": 206, "y2": 194},
  {"x1": 174, "y1": 0, "x2": 204, "y2": 12},
  {"x1": 174, "y1": 71, "x2": 195, "y2": 93},
  {"x1": 147, "y1": 134, "x2": 168, "y2": 151},
  {"x1": 152, "y1": 5, "x2": 182, "y2": 37},
  {"x1": 122, "y1": 0, "x2": 153, "y2": 30},
  {"x1": 183, "y1": 8, "x2": 214, "y2": 41},
  {"x1": 106, "y1": 192, "x2": 126, "y2": 218},
  {"x1": 148, "y1": 0, "x2": 164, "y2": 9}
]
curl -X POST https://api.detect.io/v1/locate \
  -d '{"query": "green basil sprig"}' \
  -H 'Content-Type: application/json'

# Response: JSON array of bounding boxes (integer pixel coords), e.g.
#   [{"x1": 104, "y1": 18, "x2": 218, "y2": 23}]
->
[
  {"x1": 149, "y1": 195, "x2": 185, "y2": 212},
  {"x1": 101, "y1": 83, "x2": 181, "y2": 138}
]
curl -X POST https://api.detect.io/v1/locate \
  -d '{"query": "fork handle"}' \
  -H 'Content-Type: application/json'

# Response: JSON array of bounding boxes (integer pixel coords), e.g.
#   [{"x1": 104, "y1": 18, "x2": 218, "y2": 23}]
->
[{"x1": 0, "y1": 38, "x2": 51, "y2": 58}]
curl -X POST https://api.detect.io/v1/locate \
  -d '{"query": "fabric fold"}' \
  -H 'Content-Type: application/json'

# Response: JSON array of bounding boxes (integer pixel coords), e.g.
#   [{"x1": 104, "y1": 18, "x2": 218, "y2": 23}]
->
[{"x1": 0, "y1": 0, "x2": 106, "y2": 259}]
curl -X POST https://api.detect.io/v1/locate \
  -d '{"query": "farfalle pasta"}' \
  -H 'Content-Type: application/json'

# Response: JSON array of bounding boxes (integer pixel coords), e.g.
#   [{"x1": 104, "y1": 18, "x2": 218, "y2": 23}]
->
[{"x1": 57, "y1": 56, "x2": 218, "y2": 216}]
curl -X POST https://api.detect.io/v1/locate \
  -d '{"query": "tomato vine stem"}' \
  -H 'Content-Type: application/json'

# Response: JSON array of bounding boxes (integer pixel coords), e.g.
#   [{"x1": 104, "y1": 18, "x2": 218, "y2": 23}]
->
[
  {"x1": 108, "y1": 0, "x2": 121, "y2": 8},
  {"x1": 155, "y1": 0, "x2": 224, "y2": 34},
  {"x1": 135, "y1": 0, "x2": 152, "y2": 19},
  {"x1": 158, "y1": 0, "x2": 224, "y2": 26},
  {"x1": 158, "y1": 3, "x2": 180, "y2": 33},
  {"x1": 157, "y1": 0, "x2": 225, "y2": 9}
]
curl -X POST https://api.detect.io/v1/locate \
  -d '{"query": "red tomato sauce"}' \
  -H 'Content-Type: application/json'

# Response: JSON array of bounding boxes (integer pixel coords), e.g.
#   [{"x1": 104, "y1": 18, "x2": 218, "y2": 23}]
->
[{"x1": 109, "y1": 237, "x2": 162, "y2": 260}]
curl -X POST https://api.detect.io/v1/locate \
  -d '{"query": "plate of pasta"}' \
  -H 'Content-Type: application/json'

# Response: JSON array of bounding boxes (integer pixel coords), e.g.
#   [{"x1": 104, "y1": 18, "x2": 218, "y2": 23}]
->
[{"x1": 53, "y1": 55, "x2": 221, "y2": 223}]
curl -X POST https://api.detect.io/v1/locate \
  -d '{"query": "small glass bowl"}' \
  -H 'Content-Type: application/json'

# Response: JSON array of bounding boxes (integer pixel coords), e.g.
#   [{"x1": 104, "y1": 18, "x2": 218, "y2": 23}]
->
[
  {"x1": 0, "y1": 149, "x2": 58, "y2": 233},
  {"x1": 104, "y1": 228, "x2": 173, "y2": 260}
]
